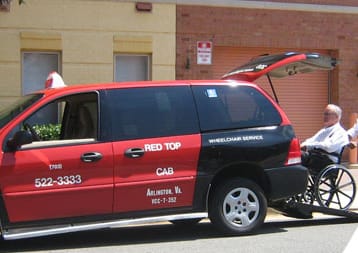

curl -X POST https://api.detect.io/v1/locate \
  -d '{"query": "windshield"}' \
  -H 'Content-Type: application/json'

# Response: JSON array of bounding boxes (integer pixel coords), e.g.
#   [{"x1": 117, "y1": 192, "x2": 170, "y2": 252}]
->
[{"x1": 0, "y1": 94, "x2": 43, "y2": 129}]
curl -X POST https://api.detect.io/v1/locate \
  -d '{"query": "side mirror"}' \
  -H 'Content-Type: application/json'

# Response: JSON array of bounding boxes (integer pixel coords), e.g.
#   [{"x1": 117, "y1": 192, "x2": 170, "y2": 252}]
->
[{"x1": 7, "y1": 130, "x2": 33, "y2": 151}]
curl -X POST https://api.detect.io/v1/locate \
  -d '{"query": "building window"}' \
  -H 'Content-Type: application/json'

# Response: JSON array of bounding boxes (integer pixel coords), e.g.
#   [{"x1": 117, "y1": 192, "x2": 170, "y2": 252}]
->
[
  {"x1": 114, "y1": 54, "x2": 151, "y2": 81},
  {"x1": 22, "y1": 52, "x2": 61, "y2": 95}
]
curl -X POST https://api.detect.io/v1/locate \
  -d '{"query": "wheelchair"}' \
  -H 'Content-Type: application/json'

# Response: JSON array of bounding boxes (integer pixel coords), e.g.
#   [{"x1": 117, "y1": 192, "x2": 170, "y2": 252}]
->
[{"x1": 296, "y1": 147, "x2": 356, "y2": 210}]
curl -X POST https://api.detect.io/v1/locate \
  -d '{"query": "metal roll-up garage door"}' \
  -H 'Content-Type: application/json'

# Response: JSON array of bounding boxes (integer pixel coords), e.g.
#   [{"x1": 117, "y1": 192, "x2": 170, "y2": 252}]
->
[{"x1": 213, "y1": 47, "x2": 330, "y2": 141}]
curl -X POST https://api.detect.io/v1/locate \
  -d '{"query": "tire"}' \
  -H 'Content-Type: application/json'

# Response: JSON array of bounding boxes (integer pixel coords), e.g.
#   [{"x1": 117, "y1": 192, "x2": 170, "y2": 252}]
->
[
  {"x1": 315, "y1": 164, "x2": 356, "y2": 210},
  {"x1": 209, "y1": 177, "x2": 267, "y2": 235}
]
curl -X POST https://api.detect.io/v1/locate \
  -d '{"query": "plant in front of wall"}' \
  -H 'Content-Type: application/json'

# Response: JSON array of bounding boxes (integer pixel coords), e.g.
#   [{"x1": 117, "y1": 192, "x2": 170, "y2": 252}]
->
[{"x1": 33, "y1": 124, "x2": 62, "y2": 141}]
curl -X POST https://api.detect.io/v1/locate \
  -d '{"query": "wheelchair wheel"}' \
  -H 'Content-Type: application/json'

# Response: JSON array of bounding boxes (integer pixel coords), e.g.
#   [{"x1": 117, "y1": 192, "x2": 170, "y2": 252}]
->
[{"x1": 314, "y1": 164, "x2": 356, "y2": 210}]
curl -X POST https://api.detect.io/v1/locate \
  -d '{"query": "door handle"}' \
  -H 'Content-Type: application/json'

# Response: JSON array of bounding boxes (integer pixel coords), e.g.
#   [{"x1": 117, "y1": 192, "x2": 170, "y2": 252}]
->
[
  {"x1": 81, "y1": 152, "x2": 103, "y2": 162},
  {"x1": 125, "y1": 148, "x2": 145, "y2": 158}
]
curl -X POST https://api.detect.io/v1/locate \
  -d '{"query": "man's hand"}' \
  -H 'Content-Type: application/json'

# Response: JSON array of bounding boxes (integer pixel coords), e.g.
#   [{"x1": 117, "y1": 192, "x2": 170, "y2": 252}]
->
[{"x1": 348, "y1": 141, "x2": 357, "y2": 149}]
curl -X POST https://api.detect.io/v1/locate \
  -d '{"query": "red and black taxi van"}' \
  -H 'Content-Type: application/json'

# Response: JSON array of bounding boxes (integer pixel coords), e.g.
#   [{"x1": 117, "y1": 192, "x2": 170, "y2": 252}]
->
[{"x1": 0, "y1": 52, "x2": 336, "y2": 240}]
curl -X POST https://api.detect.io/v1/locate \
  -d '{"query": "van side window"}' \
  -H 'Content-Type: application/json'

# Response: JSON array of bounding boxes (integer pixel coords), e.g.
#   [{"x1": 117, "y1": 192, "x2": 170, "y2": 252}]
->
[
  {"x1": 60, "y1": 97, "x2": 98, "y2": 140},
  {"x1": 5, "y1": 92, "x2": 99, "y2": 150},
  {"x1": 108, "y1": 86, "x2": 199, "y2": 140},
  {"x1": 192, "y1": 86, "x2": 282, "y2": 131}
]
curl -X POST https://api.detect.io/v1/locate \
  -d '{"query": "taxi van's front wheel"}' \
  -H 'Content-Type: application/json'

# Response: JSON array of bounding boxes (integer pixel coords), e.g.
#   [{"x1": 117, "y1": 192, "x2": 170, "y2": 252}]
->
[{"x1": 209, "y1": 177, "x2": 267, "y2": 235}]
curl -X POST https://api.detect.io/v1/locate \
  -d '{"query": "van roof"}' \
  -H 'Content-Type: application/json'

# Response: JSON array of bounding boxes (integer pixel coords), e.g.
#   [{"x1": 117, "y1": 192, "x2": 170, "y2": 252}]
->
[{"x1": 35, "y1": 79, "x2": 257, "y2": 96}]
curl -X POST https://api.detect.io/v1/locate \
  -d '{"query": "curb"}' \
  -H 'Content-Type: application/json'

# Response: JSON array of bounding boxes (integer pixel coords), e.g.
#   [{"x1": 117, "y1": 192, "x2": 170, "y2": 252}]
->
[{"x1": 342, "y1": 162, "x2": 358, "y2": 170}]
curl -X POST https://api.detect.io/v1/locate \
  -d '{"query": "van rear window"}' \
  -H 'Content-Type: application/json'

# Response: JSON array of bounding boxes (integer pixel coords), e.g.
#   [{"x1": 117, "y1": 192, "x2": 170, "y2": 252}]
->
[{"x1": 192, "y1": 85, "x2": 281, "y2": 131}]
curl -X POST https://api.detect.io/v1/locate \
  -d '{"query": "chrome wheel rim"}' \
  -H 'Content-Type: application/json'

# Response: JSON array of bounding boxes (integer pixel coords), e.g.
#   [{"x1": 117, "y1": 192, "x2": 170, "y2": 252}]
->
[{"x1": 223, "y1": 187, "x2": 260, "y2": 227}]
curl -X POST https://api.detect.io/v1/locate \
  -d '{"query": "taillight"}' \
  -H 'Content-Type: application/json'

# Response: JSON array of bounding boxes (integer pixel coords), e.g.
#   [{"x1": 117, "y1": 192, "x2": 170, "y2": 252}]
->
[{"x1": 285, "y1": 138, "x2": 302, "y2": 165}]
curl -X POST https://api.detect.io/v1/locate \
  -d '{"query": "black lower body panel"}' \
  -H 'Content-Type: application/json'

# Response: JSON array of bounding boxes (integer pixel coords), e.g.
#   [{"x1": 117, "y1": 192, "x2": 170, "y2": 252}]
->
[{"x1": 265, "y1": 165, "x2": 308, "y2": 201}]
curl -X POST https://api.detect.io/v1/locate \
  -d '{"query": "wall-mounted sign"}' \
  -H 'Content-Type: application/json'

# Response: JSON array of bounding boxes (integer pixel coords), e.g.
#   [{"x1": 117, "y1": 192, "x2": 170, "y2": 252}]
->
[{"x1": 197, "y1": 41, "x2": 212, "y2": 65}]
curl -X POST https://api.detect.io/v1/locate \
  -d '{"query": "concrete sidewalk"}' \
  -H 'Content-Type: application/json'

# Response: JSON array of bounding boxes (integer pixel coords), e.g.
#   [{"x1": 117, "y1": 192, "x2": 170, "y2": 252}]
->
[{"x1": 344, "y1": 164, "x2": 358, "y2": 212}]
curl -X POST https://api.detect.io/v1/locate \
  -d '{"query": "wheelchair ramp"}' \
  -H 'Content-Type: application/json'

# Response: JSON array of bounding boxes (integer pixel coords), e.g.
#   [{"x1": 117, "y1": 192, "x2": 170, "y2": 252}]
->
[{"x1": 287, "y1": 202, "x2": 358, "y2": 219}]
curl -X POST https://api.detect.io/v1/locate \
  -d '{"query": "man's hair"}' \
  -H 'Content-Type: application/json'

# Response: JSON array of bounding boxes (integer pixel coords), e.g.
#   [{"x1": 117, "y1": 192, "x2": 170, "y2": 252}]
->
[{"x1": 327, "y1": 104, "x2": 342, "y2": 121}]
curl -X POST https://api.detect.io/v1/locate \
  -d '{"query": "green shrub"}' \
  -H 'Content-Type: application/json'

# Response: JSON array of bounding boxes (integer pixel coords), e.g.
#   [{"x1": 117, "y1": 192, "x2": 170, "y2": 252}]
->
[{"x1": 33, "y1": 124, "x2": 61, "y2": 141}]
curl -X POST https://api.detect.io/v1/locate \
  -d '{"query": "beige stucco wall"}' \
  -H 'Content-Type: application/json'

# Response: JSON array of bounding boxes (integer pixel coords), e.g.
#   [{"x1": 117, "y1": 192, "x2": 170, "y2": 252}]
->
[{"x1": 0, "y1": 0, "x2": 176, "y2": 108}]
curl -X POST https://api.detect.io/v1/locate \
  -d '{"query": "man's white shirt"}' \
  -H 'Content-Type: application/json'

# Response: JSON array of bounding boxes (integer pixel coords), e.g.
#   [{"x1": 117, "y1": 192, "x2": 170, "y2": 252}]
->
[{"x1": 301, "y1": 122, "x2": 349, "y2": 162}]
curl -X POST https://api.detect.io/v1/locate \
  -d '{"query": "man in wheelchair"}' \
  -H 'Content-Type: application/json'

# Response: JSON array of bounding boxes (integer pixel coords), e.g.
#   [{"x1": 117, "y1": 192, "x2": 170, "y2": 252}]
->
[
  {"x1": 277, "y1": 104, "x2": 352, "y2": 218},
  {"x1": 301, "y1": 104, "x2": 349, "y2": 172},
  {"x1": 275, "y1": 104, "x2": 356, "y2": 218}
]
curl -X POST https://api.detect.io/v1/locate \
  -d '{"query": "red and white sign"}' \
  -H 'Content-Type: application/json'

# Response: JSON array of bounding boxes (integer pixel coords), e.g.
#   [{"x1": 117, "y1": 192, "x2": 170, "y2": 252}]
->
[{"x1": 197, "y1": 41, "x2": 212, "y2": 65}]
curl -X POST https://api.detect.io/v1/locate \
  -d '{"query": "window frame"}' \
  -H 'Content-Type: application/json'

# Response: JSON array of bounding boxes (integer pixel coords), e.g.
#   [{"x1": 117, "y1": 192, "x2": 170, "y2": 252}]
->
[
  {"x1": 21, "y1": 51, "x2": 62, "y2": 95},
  {"x1": 114, "y1": 53, "x2": 151, "y2": 82}
]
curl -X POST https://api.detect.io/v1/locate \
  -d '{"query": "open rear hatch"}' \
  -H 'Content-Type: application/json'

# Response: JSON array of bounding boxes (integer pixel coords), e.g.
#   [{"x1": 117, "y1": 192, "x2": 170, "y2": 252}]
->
[{"x1": 222, "y1": 52, "x2": 338, "y2": 102}]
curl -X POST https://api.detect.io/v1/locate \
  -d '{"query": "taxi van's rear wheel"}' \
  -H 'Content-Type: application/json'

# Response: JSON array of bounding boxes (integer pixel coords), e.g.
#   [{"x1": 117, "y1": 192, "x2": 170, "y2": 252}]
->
[{"x1": 209, "y1": 177, "x2": 267, "y2": 235}]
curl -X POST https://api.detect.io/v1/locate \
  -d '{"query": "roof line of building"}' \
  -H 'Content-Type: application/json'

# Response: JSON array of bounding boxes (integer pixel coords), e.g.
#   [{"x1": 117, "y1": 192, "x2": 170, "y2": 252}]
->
[{"x1": 132, "y1": 0, "x2": 358, "y2": 14}]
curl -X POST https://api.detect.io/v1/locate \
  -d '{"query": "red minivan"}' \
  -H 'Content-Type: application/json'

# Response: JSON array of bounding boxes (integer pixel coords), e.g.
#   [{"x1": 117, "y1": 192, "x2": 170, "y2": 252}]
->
[{"x1": 0, "y1": 52, "x2": 336, "y2": 240}]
